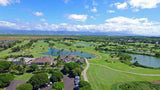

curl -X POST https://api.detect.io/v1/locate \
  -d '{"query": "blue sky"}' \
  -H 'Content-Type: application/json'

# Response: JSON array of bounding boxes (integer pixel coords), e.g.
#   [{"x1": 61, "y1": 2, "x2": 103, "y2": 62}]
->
[{"x1": 0, "y1": 0, "x2": 160, "y2": 36}]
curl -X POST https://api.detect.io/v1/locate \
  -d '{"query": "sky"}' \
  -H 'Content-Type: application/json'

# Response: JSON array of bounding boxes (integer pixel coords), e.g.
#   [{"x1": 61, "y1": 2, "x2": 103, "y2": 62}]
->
[{"x1": 0, "y1": 0, "x2": 160, "y2": 36}]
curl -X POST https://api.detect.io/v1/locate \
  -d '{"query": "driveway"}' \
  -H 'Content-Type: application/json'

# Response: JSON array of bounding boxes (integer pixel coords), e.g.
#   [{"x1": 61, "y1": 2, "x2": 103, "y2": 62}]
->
[
  {"x1": 63, "y1": 75, "x2": 75, "y2": 90},
  {"x1": 6, "y1": 80, "x2": 27, "y2": 90}
]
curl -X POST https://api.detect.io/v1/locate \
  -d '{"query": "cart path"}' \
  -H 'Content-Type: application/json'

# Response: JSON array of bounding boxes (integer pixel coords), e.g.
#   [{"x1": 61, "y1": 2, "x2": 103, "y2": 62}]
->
[{"x1": 81, "y1": 58, "x2": 89, "y2": 82}]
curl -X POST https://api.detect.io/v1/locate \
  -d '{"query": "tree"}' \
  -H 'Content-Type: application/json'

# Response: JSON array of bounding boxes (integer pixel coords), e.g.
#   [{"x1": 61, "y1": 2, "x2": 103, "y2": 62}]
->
[
  {"x1": 30, "y1": 63, "x2": 38, "y2": 71},
  {"x1": 0, "y1": 73, "x2": 14, "y2": 88},
  {"x1": 79, "y1": 81, "x2": 92, "y2": 90},
  {"x1": 0, "y1": 61, "x2": 10, "y2": 72},
  {"x1": 63, "y1": 62, "x2": 80, "y2": 74},
  {"x1": 51, "y1": 71, "x2": 63, "y2": 82},
  {"x1": 28, "y1": 73, "x2": 49, "y2": 89},
  {"x1": 52, "y1": 82, "x2": 64, "y2": 90},
  {"x1": 16, "y1": 83, "x2": 33, "y2": 90},
  {"x1": 71, "y1": 68, "x2": 82, "y2": 76}
]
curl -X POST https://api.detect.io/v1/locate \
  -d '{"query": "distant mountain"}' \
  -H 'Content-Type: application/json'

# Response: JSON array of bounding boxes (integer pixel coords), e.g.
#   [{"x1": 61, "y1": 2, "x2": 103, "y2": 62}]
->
[{"x1": 0, "y1": 30, "x2": 138, "y2": 36}]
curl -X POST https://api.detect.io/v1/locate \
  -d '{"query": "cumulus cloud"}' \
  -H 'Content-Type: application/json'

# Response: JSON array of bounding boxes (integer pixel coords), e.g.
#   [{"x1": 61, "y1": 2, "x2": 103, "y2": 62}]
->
[
  {"x1": 33, "y1": 12, "x2": 43, "y2": 16},
  {"x1": 0, "y1": 0, "x2": 20, "y2": 6},
  {"x1": 114, "y1": 2, "x2": 128, "y2": 9},
  {"x1": 107, "y1": 10, "x2": 115, "y2": 13},
  {"x1": 113, "y1": 0, "x2": 160, "y2": 10},
  {"x1": 0, "y1": 17, "x2": 160, "y2": 36},
  {"x1": 68, "y1": 14, "x2": 88, "y2": 22},
  {"x1": 91, "y1": 7, "x2": 98, "y2": 13},
  {"x1": 129, "y1": 0, "x2": 160, "y2": 9}
]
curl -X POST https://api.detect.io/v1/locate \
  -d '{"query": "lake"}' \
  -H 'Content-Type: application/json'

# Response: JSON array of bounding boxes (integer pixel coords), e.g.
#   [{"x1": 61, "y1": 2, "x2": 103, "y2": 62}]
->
[
  {"x1": 76, "y1": 43, "x2": 94, "y2": 46},
  {"x1": 104, "y1": 50, "x2": 160, "y2": 68},
  {"x1": 42, "y1": 48, "x2": 95, "y2": 58},
  {"x1": 130, "y1": 54, "x2": 160, "y2": 68}
]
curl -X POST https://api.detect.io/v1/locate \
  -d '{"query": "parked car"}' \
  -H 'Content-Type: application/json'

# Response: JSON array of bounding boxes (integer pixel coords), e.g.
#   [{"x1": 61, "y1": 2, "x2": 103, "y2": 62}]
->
[
  {"x1": 74, "y1": 85, "x2": 79, "y2": 90},
  {"x1": 74, "y1": 76, "x2": 80, "y2": 85}
]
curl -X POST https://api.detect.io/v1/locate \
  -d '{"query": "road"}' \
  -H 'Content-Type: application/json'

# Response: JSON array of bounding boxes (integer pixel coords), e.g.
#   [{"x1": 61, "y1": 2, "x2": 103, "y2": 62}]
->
[
  {"x1": 63, "y1": 75, "x2": 75, "y2": 90},
  {"x1": 81, "y1": 58, "x2": 89, "y2": 82},
  {"x1": 6, "y1": 80, "x2": 26, "y2": 90}
]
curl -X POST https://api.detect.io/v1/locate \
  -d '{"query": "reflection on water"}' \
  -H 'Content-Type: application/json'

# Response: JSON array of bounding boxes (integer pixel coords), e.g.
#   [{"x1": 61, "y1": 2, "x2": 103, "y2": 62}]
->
[{"x1": 42, "y1": 48, "x2": 95, "y2": 58}]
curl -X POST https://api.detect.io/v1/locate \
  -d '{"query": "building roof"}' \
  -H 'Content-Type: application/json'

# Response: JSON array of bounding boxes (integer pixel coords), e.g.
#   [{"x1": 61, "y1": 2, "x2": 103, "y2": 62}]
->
[
  {"x1": 61, "y1": 55, "x2": 77, "y2": 60},
  {"x1": 32, "y1": 56, "x2": 54, "y2": 64}
]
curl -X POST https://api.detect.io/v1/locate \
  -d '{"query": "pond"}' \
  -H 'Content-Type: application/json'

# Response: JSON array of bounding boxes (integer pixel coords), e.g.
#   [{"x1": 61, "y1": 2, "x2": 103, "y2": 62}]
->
[
  {"x1": 42, "y1": 48, "x2": 95, "y2": 58},
  {"x1": 126, "y1": 49, "x2": 151, "y2": 53},
  {"x1": 76, "y1": 43, "x2": 94, "y2": 46},
  {"x1": 103, "y1": 50, "x2": 160, "y2": 68},
  {"x1": 130, "y1": 54, "x2": 160, "y2": 68}
]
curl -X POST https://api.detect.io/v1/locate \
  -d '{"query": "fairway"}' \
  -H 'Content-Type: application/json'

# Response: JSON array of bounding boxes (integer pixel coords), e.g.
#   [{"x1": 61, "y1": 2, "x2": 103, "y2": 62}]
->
[{"x1": 87, "y1": 64, "x2": 160, "y2": 90}]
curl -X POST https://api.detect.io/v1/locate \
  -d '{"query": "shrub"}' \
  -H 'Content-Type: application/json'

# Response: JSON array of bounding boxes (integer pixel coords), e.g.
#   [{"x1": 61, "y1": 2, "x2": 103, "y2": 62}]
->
[
  {"x1": 52, "y1": 82, "x2": 64, "y2": 90},
  {"x1": 71, "y1": 68, "x2": 82, "y2": 76},
  {"x1": 28, "y1": 73, "x2": 49, "y2": 89},
  {"x1": 79, "y1": 81, "x2": 92, "y2": 90},
  {"x1": 63, "y1": 62, "x2": 80, "y2": 74},
  {"x1": 30, "y1": 64, "x2": 38, "y2": 71},
  {"x1": 51, "y1": 71, "x2": 63, "y2": 82},
  {"x1": 118, "y1": 81, "x2": 160, "y2": 90},
  {"x1": 0, "y1": 73, "x2": 14, "y2": 88},
  {"x1": 16, "y1": 83, "x2": 33, "y2": 90},
  {"x1": 0, "y1": 61, "x2": 10, "y2": 72}
]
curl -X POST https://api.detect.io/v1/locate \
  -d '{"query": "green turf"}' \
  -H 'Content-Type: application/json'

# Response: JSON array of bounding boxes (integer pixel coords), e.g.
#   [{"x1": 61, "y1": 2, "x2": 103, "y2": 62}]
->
[
  {"x1": 14, "y1": 73, "x2": 33, "y2": 81},
  {"x1": 87, "y1": 65, "x2": 160, "y2": 90}
]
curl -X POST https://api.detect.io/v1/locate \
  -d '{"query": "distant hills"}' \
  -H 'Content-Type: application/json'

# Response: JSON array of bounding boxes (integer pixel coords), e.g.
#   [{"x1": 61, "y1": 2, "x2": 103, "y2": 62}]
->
[{"x1": 0, "y1": 30, "x2": 139, "y2": 36}]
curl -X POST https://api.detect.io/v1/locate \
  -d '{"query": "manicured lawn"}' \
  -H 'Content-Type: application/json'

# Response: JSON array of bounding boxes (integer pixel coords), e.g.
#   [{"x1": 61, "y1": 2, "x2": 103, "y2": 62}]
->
[
  {"x1": 87, "y1": 65, "x2": 160, "y2": 90},
  {"x1": 89, "y1": 52, "x2": 160, "y2": 74},
  {"x1": 14, "y1": 73, "x2": 33, "y2": 81}
]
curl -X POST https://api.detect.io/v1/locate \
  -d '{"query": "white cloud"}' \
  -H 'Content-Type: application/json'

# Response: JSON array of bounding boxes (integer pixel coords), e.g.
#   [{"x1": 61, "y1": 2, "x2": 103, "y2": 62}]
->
[
  {"x1": 114, "y1": 2, "x2": 128, "y2": 9},
  {"x1": 0, "y1": 0, "x2": 20, "y2": 6},
  {"x1": 91, "y1": 7, "x2": 98, "y2": 13},
  {"x1": 33, "y1": 12, "x2": 43, "y2": 16},
  {"x1": 107, "y1": 10, "x2": 115, "y2": 13},
  {"x1": 113, "y1": 0, "x2": 160, "y2": 11},
  {"x1": 1, "y1": 17, "x2": 160, "y2": 36},
  {"x1": 40, "y1": 18, "x2": 46, "y2": 22},
  {"x1": 129, "y1": 0, "x2": 160, "y2": 9},
  {"x1": 68, "y1": 14, "x2": 88, "y2": 22}
]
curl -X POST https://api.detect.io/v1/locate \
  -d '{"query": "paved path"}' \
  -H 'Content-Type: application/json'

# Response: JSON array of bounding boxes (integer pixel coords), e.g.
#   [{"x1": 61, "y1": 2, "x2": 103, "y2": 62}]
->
[
  {"x1": 63, "y1": 75, "x2": 75, "y2": 90},
  {"x1": 90, "y1": 63, "x2": 160, "y2": 76},
  {"x1": 81, "y1": 58, "x2": 89, "y2": 82},
  {"x1": 6, "y1": 80, "x2": 26, "y2": 90}
]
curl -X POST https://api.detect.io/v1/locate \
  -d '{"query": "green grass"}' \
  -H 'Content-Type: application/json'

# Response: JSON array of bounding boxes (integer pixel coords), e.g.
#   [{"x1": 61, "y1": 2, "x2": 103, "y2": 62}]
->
[
  {"x1": 89, "y1": 52, "x2": 160, "y2": 74},
  {"x1": 87, "y1": 65, "x2": 160, "y2": 90},
  {"x1": 14, "y1": 73, "x2": 33, "y2": 81},
  {"x1": 1, "y1": 39, "x2": 160, "y2": 90}
]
